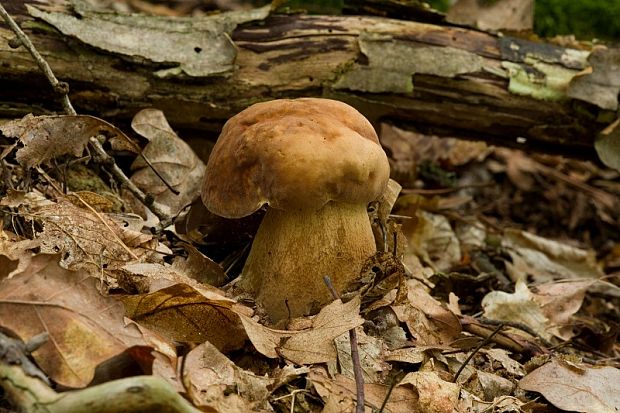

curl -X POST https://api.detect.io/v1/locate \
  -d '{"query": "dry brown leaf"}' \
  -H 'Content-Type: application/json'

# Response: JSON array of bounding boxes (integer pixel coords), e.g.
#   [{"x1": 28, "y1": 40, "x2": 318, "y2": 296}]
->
[
  {"x1": 309, "y1": 367, "x2": 418, "y2": 413},
  {"x1": 92, "y1": 211, "x2": 154, "y2": 248},
  {"x1": 474, "y1": 371, "x2": 515, "y2": 402},
  {"x1": 0, "y1": 189, "x2": 54, "y2": 209},
  {"x1": 332, "y1": 328, "x2": 390, "y2": 384},
  {"x1": 482, "y1": 281, "x2": 551, "y2": 341},
  {"x1": 380, "y1": 124, "x2": 489, "y2": 186},
  {"x1": 402, "y1": 210, "x2": 462, "y2": 272},
  {"x1": 400, "y1": 371, "x2": 460, "y2": 413},
  {"x1": 115, "y1": 258, "x2": 230, "y2": 298},
  {"x1": 519, "y1": 359, "x2": 620, "y2": 413},
  {"x1": 238, "y1": 296, "x2": 364, "y2": 365},
  {"x1": 171, "y1": 243, "x2": 226, "y2": 287},
  {"x1": 0, "y1": 114, "x2": 126, "y2": 169},
  {"x1": 447, "y1": 0, "x2": 534, "y2": 31},
  {"x1": 33, "y1": 200, "x2": 138, "y2": 271},
  {"x1": 0, "y1": 254, "x2": 152, "y2": 388},
  {"x1": 385, "y1": 345, "x2": 452, "y2": 365},
  {"x1": 568, "y1": 47, "x2": 620, "y2": 111},
  {"x1": 122, "y1": 283, "x2": 247, "y2": 352},
  {"x1": 391, "y1": 279, "x2": 461, "y2": 346},
  {"x1": 116, "y1": 224, "x2": 155, "y2": 249},
  {"x1": 190, "y1": 387, "x2": 257, "y2": 413},
  {"x1": 274, "y1": 298, "x2": 363, "y2": 364},
  {"x1": 271, "y1": 365, "x2": 310, "y2": 390},
  {"x1": 0, "y1": 231, "x2": 38, "y2": 279},
  {"x1": 503, "y1": 228, "x2": 603, "y2": 283},
  {"x1": 531, "y1": 279, "x2": 594, "y2": 339},
  {"x1": 129, "y1": 109, "x2": 206, "y2": 216},
  {"x1": 482, "y1": 348, "x2": 526, "y2": 377},
  {"x1": 455, "y1": 220, "x2": 487, "y2": 252},
  {"x1": 321, "y1": 395, "x2": 356, "y2": 413},
  {"x1": 459, "y1": 391, "x2": 526, "y2": 413},
  {"x1": 184, "y1": 341, "x2": 271, "y2": 412},
  {"x1": 107, "y1": 212, "x2": 148, "y2": 232},
  {"x1": 385, "y1": 347, "x2": 426, "y2": 365},
  {"x1": 65, "y1": 190, "x2": 121, "y2": 213}
]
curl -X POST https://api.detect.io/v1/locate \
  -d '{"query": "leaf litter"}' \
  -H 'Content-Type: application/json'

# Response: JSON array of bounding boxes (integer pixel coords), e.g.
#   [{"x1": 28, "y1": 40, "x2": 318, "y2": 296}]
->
[{"x1": 0, "y1": 105, "x2": 618, "y2": 413}]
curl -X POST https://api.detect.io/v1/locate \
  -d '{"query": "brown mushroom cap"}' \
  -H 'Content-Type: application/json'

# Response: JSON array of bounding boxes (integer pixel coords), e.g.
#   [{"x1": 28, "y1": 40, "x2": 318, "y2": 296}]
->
[{"x1": 202, "y1": 98, "x2": 390, "y2": 218}]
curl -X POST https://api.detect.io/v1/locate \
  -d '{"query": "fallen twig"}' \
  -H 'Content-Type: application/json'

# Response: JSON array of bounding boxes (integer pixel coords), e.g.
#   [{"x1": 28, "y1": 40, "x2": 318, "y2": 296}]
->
[
  {"x1": 453, "y1": 323, "x2": 504, "y2": 383},
  {"x1": 0, "y1": 2, "x2": 174, "y2": 229},
  {"x1": 479, "y1": 317, "x2": 553, "y2": 348},
  {"x1": 89, "y1": 136, "x2": 174, "y2": 229},
  {"x1": 460, "y1": 315, "x2": 549, "y2": 357},
  {"x1": 323, "y1": 275, "x2": 365, "y2": 413}
]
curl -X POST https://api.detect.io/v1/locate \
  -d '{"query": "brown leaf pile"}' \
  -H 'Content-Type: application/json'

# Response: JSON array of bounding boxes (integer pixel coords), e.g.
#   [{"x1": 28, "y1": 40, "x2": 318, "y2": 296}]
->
[{"x1": 0, "y1": 108, "x2": 618, "y2": 413}]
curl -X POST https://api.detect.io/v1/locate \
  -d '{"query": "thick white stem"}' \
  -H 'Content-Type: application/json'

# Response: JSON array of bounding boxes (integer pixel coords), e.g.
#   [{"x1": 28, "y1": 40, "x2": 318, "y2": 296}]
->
[{"x1": 238, "y1": 201, "x2": 375, "y2": 322}]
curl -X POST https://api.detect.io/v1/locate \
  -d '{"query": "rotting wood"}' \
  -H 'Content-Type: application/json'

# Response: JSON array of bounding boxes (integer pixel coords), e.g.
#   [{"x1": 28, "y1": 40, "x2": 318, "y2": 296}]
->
[{"x1": 0, "y1": 0, "x2": 618, "y2": 159}]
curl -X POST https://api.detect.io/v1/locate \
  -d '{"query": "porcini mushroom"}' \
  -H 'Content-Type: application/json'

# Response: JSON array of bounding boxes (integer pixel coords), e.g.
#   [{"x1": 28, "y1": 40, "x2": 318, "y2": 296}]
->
[{"x1": 201, "y1": 98, "x2": 390, "y2": 322}]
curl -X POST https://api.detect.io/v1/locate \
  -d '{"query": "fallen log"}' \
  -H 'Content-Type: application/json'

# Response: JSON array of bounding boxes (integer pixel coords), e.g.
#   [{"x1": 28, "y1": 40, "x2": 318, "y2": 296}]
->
[{"x1": 1, "y1": 0, "x2": 618, "y2": 159}]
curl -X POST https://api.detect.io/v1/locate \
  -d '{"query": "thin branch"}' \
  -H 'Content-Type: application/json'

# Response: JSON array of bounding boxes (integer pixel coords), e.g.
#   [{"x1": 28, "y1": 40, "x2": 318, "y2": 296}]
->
[
  {"x1": 378, "y1": 378, "x2": 397, "y2": 413},
  {"x1": 89, "y1": 136, "x2": 173, "y2": 228},
  {"x1": 323, "y1": 275, "x2": 365, "y2": 413},
  {"x1": 479, "y1": 317, "x2": 553, "y2": 348},
  {"x1": 453, "y1": 323, "x2": 504, "y2": 383},
  {"x1": 138, "y1": 152, "x2": 180, "y2": 195},
  {"x1": 0, "y1": 2, "x2": 175, "y2": 228}
]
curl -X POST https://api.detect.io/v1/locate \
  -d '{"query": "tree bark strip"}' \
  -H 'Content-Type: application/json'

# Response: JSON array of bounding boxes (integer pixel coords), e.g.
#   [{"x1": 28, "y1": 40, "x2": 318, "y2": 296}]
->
[{"x1": 0, "y1": 0, "x2": 617, "y2": 159}]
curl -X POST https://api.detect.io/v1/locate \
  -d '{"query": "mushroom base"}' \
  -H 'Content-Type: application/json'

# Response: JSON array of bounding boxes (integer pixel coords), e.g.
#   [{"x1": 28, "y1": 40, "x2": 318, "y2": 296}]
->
[{"x1": 237, "y1": 201, "x2": 376, "y2": 323}]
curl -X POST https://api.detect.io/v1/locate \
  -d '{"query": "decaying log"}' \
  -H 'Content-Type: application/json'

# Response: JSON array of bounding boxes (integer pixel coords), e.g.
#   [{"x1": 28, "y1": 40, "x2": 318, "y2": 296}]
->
[{"x1": 1, "y1": 0, "x2": 619, "y2": 159}]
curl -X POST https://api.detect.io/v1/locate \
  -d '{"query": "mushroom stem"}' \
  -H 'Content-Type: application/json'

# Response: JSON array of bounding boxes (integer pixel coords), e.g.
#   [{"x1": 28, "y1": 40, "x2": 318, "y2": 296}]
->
[{"x1": 238, "y1": 201, "x2": 375, "y2": 322}]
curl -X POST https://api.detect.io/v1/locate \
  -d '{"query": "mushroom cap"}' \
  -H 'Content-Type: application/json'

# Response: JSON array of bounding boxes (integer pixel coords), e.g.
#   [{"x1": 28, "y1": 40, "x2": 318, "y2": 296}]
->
[{"x1": 201, "y1": 98, "x2": 390, "y2": 218}]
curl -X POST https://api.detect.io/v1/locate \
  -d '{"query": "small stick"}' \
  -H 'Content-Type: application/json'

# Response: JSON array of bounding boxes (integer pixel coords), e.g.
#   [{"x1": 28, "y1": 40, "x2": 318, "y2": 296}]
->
[
  {"x1": 323, "y1": 276, "x2": 365, "y2": 413},
  {"x1": 479, "y1": 317, "x2": 553, "y2": 348},
  {"x1": 0, "y1": 3, "x2": 175, "y2": 228},
  {"x1": 137, "y1": 152, "x2": 180, "y2": 195},
  {"x1": 89, "y1": 136, "x2": 172, "y2": 227},
  {"x1": 377, "y1": 378, "x2": 397, "y2": 413},
  {"x1": 453, "y1": 322, "x2": 503, "y2": 383}
]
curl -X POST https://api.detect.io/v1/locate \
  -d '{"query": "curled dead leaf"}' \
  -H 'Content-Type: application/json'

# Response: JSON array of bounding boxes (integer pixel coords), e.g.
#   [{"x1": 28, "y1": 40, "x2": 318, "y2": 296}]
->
[
  {"x1": 520, "y1": 359, "x2": 620, "y2": 413},
  {"x1": 0, "y1": 231, "x2": 38, "y2": 279},
  {"x1": 400, "y1": 371, "x2": 460, "y2": 413},
  {"x1": 391, "y1": 279, "x2": 462, "y2": 346},
  {"x1": 238, "y1": 296, "x2": 364, "y2": 365},
  {"x1": 129, "y1": 109, "x2": 206, "y2": 216},
  {"x1": 122, "y1": 283, "x2": 248, "y2": 352},
  {"x1": 171, "y1": 243, "x2": 226, "y2": 287},
  {"x1": 482, "y1": 281, "x2": 551, "y2": 341},
  {"x1": 184, "y1": 341, "x2": 271, "y2": 412},
  {"x1": 309, "y1": 367, "x2": 418, "y2": 413},
  {"x1": 34, "y1": 200, "x2": 139, "y2": 271},
  {"x1": 0, "y1": 254, "x2": 152, "y2": 388},
  {"x1": 333, "y1": 328, "x2": 390, "y2": 383},
  {"x1": 0, "y1": 114, "x2": 127, "y2": 169},
  {"x1": 502, "y1": 228, "x2": 603, "y2": 283},
  {"x1": 530, "y1": 279, "x2": 594, "y2": 340}
]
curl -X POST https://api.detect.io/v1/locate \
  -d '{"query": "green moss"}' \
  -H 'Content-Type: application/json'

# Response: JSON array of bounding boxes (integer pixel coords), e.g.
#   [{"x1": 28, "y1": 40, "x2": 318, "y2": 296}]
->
[
  {"x1": 274, "y1": 0, "x2": 344, "y2": 14},
  {"x1": 424, "y1": 0, "x2": 451, "y2": 12},
  {"x1": 535, "y1": 0, "x2": 620, "y2": 40},
  {"x1": 425, "y1": 0, "x2": 620, "y2": 40},
  {"x1": 418, "y1": 161, "x2": 457, "y2": 188}
]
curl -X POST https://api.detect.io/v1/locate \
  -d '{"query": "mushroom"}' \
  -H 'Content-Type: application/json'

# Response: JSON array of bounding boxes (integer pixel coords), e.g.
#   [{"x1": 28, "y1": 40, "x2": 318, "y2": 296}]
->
[{"x1": 201, "y1": 98, "x2": 390, "y2": 322}]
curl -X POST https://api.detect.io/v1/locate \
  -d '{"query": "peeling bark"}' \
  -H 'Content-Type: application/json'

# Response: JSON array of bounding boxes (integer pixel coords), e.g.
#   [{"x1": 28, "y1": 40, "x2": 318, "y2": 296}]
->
[{"x1": 1, "y1": 0, "x2": 618, "y2": 159}]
